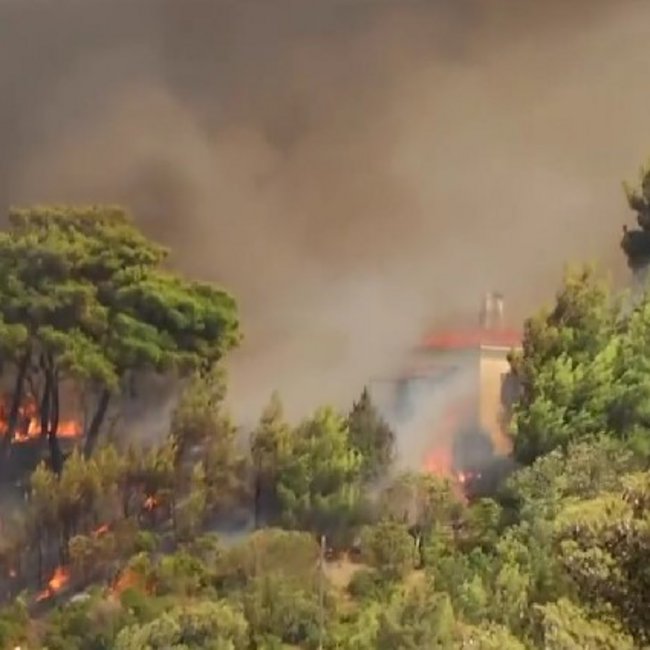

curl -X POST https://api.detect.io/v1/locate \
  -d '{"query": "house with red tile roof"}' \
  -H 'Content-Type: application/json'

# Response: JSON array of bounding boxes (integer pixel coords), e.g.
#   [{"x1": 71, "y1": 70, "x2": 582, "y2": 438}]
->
[{"x1": 372, "y1": 292, "x2": 522, "y2": 478}]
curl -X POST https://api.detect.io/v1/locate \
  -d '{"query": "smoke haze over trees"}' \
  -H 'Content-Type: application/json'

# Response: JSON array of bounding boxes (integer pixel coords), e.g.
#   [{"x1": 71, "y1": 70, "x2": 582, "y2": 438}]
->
[
  {"x1": 2, "y1": 2, "x2": 650, "y2": 647},
  {"x1": 2, "y1": 0, "x2": 650, "y2": 420}
]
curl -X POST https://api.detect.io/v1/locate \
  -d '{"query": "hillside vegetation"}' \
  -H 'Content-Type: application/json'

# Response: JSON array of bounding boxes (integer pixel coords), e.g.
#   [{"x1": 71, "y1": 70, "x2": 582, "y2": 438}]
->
[{"x1": 0, "y1": 166, "x2": 649, "y2": 648}]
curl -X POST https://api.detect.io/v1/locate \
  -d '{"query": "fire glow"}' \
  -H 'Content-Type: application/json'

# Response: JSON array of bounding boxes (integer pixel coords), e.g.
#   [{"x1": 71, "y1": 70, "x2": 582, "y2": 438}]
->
[
  {"x1": 35, "y1": 566, "x2": 70, "y2": 602},
  {"x1": 93, "y1": 523, "x2": 110, "y2": 537},
  {"x1": 111, "y1": 567, "x2": 147, "y2": 599},
  {"x1": 0, "y1": 398, "x2": 82, "y2": 443},
  {"x1": 423, "y1": 446, "x2": 480, "y2": 499},
  {"x1": 143, "y1": 495, "x2": 158, "y2": 511}
]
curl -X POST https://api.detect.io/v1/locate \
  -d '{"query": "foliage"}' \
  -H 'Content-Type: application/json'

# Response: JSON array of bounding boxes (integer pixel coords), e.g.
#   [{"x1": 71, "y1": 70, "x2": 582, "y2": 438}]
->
[
  {"x1": 554, "y1": 471, "x2": 650, "y2": 644},
  {"x1": 621, "y1": 162, "x2": 650, "y2": 272},
  {"x1": 0, "y1": 204, "x2": 239, "y2": 470},
  {"x1": 214, "y1": 528, "x2": 319, "y2": 591},
  {"x1": 347, "y1": 387, "x2": 395, "y2": 481},
  {"x1": 114, "y1": 599, "x2": 249, "y2": 650},
  {"x1": 375, "y1": 585, "x2": 456, "y2": 649},
  {"x1": 275, "y1": 406, "x2": 364, "y2": 543},
  {"x1": 511, "y1": 265, "x2": 650, "y2": 463},
  {"x1": 0, "y1": 599, "x2": 30, "y2": 648},
  {"x1": 250, "y1": 391, "x2": 292, "y2": 526},
  {"x1": 359, "y1": 520, "x2": 417, "y2": 580},
  {"x1": 458, "y1": 622, "x2": 526, "y2": 650},
  {"x1": 531, "y1": 598, "x2": 636, "y2": 649},
  {"x1": 8, "y1": 166, "x2": 650, "y2": 649}
]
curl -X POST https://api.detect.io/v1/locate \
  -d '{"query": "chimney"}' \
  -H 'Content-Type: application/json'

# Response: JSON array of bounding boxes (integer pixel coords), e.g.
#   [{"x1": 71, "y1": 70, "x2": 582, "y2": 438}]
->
[
  {"x1": 493, "y1": 292, "x2": 504, "y2": 328},
  {"x1": 479, "y1": 292, "x2": 494, "y2": 328},
  {"x1": 479, "y1": 291, "x2": 505, "y2": 329}
]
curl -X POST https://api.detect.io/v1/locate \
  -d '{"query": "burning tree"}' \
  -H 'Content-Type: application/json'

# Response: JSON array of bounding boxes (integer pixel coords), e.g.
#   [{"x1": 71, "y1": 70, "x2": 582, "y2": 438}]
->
[{"x1": 0, "y1": 205, "x2": 240, "y2": 474}]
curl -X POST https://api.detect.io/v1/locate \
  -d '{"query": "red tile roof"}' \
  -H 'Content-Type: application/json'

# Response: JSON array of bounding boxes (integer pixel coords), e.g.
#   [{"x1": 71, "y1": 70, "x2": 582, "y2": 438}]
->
[{"x1": 420, "y1": 327, "x2": 521, "y2": 351}]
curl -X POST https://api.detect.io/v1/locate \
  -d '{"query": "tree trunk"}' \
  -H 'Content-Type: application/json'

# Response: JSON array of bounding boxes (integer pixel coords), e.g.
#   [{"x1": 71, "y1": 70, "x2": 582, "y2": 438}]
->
[
  {"x1": 60, "y1": 521, "x2": 70, "y2": 565},
  {"x1": 83, "y1": 389, "x2": 111, "y2": 459},
  {"x1": 171, "y1": 492, "x2": 177, "y2": 540},
  {"x1": 37, "y1": 532, "x2": 43, "y2": 587},
  {"x1": 47, "y1": 429, "x2": 63, "y2": 476},
  {"x1": 50, "y1": 374, "x2": 59, "y2": 437},
  {"x1": 0, "y1": 349, "x2": 30, "y2": 461},
  {"x1": 39, "y1": 363, "x2": 51, "y2": 440},
  {"x1": 253, "y1": 470, "x2": 262, "y2": 529},
  {"x1": 40, "y1": 367, "x2": 63, "y2": 475}
]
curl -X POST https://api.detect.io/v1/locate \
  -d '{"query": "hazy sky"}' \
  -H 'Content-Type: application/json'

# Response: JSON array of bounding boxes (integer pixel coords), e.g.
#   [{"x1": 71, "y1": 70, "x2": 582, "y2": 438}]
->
[{"x1": 1, "y1": 0, "x2": 649, "y2": 419}]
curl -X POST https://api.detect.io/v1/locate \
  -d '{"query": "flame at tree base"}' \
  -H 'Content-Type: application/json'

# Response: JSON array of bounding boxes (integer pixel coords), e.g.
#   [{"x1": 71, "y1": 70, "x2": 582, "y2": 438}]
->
[
  {"x1": 143, "y1": 495, "x2": 158, "y2": 511},
  {"x1": 0, "y1": 396, "x2": 82, "y2": 444},
  {"x1": 424, "y1": 446, "x2": 453, "y2": 476},
  {"x1": 110, "y1": 567, "x2": 147, "y2": 599},
  {"x1": 93, "y1": 523, "x2": 110, "y2": 537},
  {"x1": 35, "y1": 566, "x2": 70, "y2": 602},
  {"x1": 423, "y1": 446, "x2": 481, "y2": 501}
]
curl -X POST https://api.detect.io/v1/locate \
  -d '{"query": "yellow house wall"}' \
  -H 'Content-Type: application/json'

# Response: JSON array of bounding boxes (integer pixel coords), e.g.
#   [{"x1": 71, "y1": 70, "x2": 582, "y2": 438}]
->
[{"x1": 478, "y1": 346, "x2": 515, "y2": 455}]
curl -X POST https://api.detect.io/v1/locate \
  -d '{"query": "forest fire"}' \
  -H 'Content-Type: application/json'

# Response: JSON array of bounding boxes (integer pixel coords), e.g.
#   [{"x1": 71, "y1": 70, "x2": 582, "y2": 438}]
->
[
  {"x1": 422, "y1": 398, "x2": 472, "y2": 489},
  {"x1": 423, "y1": 446, "x2": 480, "y2": 499},
  {"x1": 35, "y1": 566, "x2": 70, "y2": 602},
  {"x1": 110, "y1": 567, "x2": 147, "y2": 599},
  {"x1": 92, "y1": 523, "x2": 110, "y2": 537},
  {"x1": 424, "y1": 446, "x2": 453, "y2": 476},
  {"x1": 143, "y1": 495, "x2": 158, "y2": 511},
  {"x1": 0, "y1": 397, "x2": 82, "y2": 443}
]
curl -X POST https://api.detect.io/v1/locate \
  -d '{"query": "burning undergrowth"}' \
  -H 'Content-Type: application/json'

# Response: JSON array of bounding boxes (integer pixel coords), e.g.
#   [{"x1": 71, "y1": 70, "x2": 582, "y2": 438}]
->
[
  {"x1": 35, "y1": 566, "x2": 70, "y2": 603},
  {"x1": 375, "y1": 354, "x2": 514, "y2": 501},
  {"x1": 0, "y1": 396, "x2": 82, "y2": 445}
]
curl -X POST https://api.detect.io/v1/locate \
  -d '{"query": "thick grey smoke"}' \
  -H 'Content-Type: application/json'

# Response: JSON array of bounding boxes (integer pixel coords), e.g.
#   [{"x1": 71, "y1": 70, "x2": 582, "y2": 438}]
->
[
  {"x1": 1, "y1": 0, "x2": 649, "y2": 423},
  {"x1": 376, "y1": 359, "x2": 480, "y2": 473}
]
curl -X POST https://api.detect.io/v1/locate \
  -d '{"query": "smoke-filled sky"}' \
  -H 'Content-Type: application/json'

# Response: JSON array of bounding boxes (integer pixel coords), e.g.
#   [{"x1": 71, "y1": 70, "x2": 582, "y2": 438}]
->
[{"x1": 1, "y1": 0, "x2": 649, "y2": 421}]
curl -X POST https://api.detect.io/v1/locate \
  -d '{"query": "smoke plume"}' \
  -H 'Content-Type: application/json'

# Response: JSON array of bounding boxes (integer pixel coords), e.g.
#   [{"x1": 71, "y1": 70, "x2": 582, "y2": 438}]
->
[{"x1": 1, "y1": 0, "x2": 649, "y2": 424}]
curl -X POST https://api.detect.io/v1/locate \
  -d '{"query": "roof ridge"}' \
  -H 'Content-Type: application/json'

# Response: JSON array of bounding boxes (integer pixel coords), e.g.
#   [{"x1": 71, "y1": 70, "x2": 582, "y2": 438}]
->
[{"x1": 420, "y1": 327, "x2": 522, "y2": 351}]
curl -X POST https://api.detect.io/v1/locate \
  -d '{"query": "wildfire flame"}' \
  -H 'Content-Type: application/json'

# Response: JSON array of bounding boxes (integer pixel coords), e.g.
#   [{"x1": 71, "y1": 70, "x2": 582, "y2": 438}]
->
[
  {"x1": 110, "y1": 567, "x2": 146, "y2": 599},
  {"x1": 92, "y1": 523, "x2": 110, "y2": 537},
  {"x1": 423, "y1": 449, "x2": 482, "y2": 504},
  {"x1": 424, "y1": 446, "x2": 453, "y2": 476},
  {"x1": 35, "y1": 566, "x2": 70, "y2": 602},
  {"x1": 422, "y1": 395, "x2": 483, "y2": 497},
  {"x1": 423, "y1": 404, "x2": 459, "y2": 482},
  {"x1": 143, "y1": 495, "x2": 158, "y2": 511},
  {"x1": 0, "y1": 397, "x2": 81, "y2": 443}
]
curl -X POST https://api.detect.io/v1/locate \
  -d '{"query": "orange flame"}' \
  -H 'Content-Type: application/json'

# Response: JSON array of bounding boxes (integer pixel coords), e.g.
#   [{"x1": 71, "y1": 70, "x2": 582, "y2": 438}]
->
[
  {"x1": 457, "y1": 470, "x2": 481, "y2": 486},
  {"x1": 35, "y1": 566, "x2": 70, "y2": 602},
  {"x1": 422, "y1": 393, "x2": 484, "y2": 499},
  {"x1": 111, "y1": 568, "x2": 146, "y2": 599},
  {"x1": 424, "y1": 446, "x2": 453, "y2": 476},
  {"x1": 0, "y1": 397, "x2": 81, "y2": 443},
  {"x1": 143, "y1": 495, "x2": 158, "y2": 511},
  {"x1": 92, "y1": 524, "x2": 110, "y2": 537},
  {"x1": 424, "y1": 449, "x2": 479, "y2": 501}
]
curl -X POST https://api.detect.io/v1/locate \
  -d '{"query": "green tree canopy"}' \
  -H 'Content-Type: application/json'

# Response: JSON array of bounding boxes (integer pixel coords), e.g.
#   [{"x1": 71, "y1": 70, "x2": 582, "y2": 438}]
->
[
  {"x1": 532, "y1": 598, "x2": 635, "y2": 650},
  {"x1": 347, "y1": 387, "x2": 395, "y2": 481},
  {"x1": 250, "y1": 391, "x2": 293, "y2": 528},
  {"x1": 554, "y1": 470, "x2": 650, "y2": 644},
  {"x1": 114, "y1": 600, "x2": 249, "y2": 650},
  {"x1": 275, "y1": 406, "x2": 364, "y2": 543},
  {"x1": 0, "y1": 205, "x2": 239, "y2": 470},
  {"x1": 509, "y1": 266, "x2": 650, "y2": 463},
  {"x1": 621, "y1": 162, "x2": 650, "y2": 272}
]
